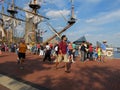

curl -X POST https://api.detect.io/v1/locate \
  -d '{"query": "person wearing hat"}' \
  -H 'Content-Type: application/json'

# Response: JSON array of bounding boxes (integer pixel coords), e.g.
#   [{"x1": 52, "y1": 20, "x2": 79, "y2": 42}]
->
[{"x1": 100, "y1": 41, "x2": 107, "y2": 62}]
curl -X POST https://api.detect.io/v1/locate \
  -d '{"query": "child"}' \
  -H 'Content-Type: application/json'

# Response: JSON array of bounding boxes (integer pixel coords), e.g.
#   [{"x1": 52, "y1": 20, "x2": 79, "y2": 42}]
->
[
  {"x1": 97, "y1": 46, "x2": 102, "y2": 62},
  {"x1": 68, "y1": 42, "x2": 75, "y2": 63},
  {"x1": 93, "y1": 47, "x2": 98, "y2": 61}
]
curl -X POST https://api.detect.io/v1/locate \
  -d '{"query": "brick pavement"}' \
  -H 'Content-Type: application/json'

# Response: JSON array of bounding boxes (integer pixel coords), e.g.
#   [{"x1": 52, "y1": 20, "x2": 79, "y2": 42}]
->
[{"x1": 0, "y1": 52, "x2": 120, "y2": 90}]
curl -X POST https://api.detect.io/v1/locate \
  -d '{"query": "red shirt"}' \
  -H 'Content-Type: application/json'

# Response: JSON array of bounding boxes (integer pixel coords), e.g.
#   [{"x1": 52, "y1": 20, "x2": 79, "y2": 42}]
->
[
  {"x1": 89, "y1": 45, "x2": 93, "y2": 52},
  {"x1": 49, "y1": 43, "x2": 53, "y2": 49},
  {"x1": 37, "y1": 44, "x2": 40, "y2": 49},
  {"x1": 58, "y1": 41, "x2": 67, "y2": 54}
]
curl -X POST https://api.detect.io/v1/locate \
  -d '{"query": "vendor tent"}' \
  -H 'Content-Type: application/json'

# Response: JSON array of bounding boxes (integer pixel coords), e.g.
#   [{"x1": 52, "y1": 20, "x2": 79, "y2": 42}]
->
[{"x1": 73, "y1": 36, "x2": 87, "y2": 45}]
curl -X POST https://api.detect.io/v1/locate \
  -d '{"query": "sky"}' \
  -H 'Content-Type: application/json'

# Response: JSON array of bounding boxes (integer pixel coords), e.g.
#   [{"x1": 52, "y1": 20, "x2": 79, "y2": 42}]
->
[{"x1": 0, "y1": 0, "x2": 120, "y2": 47}]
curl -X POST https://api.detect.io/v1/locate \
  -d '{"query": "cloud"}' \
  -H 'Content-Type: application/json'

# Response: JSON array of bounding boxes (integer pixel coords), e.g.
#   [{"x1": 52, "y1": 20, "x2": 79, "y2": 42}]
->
[
  {"x1": 85, "y1": 19, "x2": 97, "y2": 23},
  {"x1": 46, "y1": 9, "x2": 70, "y2": 18},
  {"x1": 43, "y1": 8, "x2": 51, "y2": 12},
  {"x1": 44, "y1": 0, "x2": 67, "y2": 9},
  {"x1": 83, "y1": 0, "x2": 101, "y2": 3},
  {"x1": 85, "y1": 9, "x2": 120, "y2": 25},
  {"x1": 78, "y1": 31, "x2": 120, "y2": 46},
  {"x1": 115, "y1": 32, "x2": 120, "y2": 36},
  {"x1": 76, "y1": 0, "x2": 101, "y2": 3}
]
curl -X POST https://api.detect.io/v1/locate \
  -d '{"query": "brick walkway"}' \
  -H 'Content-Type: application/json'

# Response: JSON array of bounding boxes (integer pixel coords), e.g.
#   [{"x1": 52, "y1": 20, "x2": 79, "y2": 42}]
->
[{"x1": 0, "y1": 52, "x2": 120, "y2": 90}]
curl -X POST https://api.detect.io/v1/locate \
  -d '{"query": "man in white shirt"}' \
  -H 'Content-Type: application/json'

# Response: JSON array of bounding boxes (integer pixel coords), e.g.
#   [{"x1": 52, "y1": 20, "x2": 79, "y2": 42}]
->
[{"x1": 43, "y1": 42, "x2": 51, "y2": 62}]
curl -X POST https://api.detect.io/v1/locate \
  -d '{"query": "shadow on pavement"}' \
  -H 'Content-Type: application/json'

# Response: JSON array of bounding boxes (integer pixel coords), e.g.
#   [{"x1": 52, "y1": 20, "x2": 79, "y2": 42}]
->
[{"x1": 0, "y1": 54, "x2": 120, "y2": 90}]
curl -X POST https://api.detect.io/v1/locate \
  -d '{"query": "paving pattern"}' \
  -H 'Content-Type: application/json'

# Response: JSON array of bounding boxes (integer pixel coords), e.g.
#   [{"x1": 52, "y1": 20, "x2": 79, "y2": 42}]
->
[{"x1": 0, "y1": 52, "x2": 120, "y2": 90}]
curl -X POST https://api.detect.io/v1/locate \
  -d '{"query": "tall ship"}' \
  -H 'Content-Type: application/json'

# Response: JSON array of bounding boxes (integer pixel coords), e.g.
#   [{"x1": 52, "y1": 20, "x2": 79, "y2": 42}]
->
[{"x1": 0, "y1": 0, "x2": 76, "y2": 44}]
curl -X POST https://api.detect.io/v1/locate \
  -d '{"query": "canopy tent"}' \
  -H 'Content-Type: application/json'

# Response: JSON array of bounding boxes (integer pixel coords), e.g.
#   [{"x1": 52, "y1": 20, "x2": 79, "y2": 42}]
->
[
  {"x1": 73, "y1": 36, "x2": 87, "y2": 45},
  {"x1": 96, "y1": 41, "x2": 102, "y2": 47}
]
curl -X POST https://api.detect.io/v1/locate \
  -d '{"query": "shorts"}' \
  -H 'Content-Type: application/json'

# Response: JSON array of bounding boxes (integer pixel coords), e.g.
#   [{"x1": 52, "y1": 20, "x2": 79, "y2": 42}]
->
[
  {"x1": 56, "y1": 54, "x2": 69, "y2": 63},
  {"x1": 39, "y1": 50, "x2": 44, "y2": 55},
  {"x1": 68, "y1": 50, "x2": 73, "y2": 55},
  {"x1": 93, "y1": 53, "x2": 98, "y2": 58},
  {"x1": 18, "y1": 52, "x2": 26, "y2": 59},
  {"x1": 102, "y1": 50, "x2": 106, "y2": 56}
]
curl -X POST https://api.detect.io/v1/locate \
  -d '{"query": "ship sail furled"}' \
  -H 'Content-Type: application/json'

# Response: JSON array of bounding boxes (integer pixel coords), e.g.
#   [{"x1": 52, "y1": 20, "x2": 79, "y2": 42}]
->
[
  {"x1": 0, "y1": 5, "x2": 6, "y2": 37},
  {"x1": 33, "y1": 16, "x2": 43, "y2": 24},
  {"x1": 13, "y1": 19, "x2": 21, "y2": 28},
  {"x1": 0, "y1": 25, "x2": 5, "y2": 37},
  {"x1": 25, "y1": 11, "x2": 43, "y2": 24},
  {"x1": 25, "y1": 11, "x2": 34, "y2": 19},
  {"x1": 2, "y1": 15, "x2": 11, "y2": 22}
]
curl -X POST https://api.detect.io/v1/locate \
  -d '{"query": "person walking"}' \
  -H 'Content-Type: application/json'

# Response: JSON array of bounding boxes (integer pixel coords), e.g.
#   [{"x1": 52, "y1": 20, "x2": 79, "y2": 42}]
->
[
  {"x1": 0, "y1": 49, "x2": 2, "y2": 56},
  {"x1": 88, "y1": 43, "x2": 93, "y2": 60},
  {"x1": 72, "y1": 42, "x2": 76, "y2": 58},
  {"x1": 18, "y1": 39, "x2": 27, "y2": 69},
  {"x1": 55, "y1": 35, "x2": 70, "y2": 73},
  {"x1": 68, "y1": 42, "x2": 74, "y2": 63},
  {"x1": 43, "y1": 42, "x2": 51, "y2": 62},
  {"x1": 39, "y1": 44, "x2": 44, "y2": 57},
  {"x1": 101, "y1": 41, "x2": 107, "y2": 61},
  {"x1": 80, "y1": 41, "x2": 86, "y2": 62},
  {"x1": 97, "y1": 46, "x2": 102, "y2": 62}
]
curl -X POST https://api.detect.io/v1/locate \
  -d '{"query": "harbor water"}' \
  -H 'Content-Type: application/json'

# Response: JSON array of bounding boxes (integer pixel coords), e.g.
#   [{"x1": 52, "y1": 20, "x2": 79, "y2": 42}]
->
[
  {"x1": 113, "y1": 51, "x2": 120, "y2": 59},
  {"x1": 75, "y1": 50, "x2": 120, "y2": 59}
]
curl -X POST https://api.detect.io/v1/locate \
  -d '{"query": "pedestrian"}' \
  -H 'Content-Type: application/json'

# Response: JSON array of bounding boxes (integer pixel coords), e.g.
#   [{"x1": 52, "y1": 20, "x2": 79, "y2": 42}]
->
[
  {"x1": 0, "y1": 49, "x2": 2, "y2": 56},
  {"x1": 97, "y1": 46, "x2": 102, "y2": 62},
  {"x1": 72, "y1": 42, "x2": 76, "y2": 58},
  {"x1": 55, "y1": 35, "x2": 70, "y2": 73},
  {"x1": 43, "y1": 42, "x2": 51, "y2": 62},
  {"x1": 80, "y1": 41, "x2": 86, "y2": 62},
  {"x1": 101, "y1": 41, "x2": 107, "y2": 61},
  {"x1": 54, "y1": 42, "x2": 59, "y2": 56},
  {"x1": 39, "y1": 44, "x2": 44, "y2": 57},
  {"x1": 93, "y1": 47, "x2": 98, "y2": 61},
  {"x1": 36, "y1": 43, "x2": 40, "y2": 55},
  {"x1": 85, "y1": 42, "x2": 89, "y2": 61},
  {"x1": 68, "y1": 42, "x2": 74, "y2": 63},
  {"x1": 88, "y1": 43, "x2": 93, "y2": 60},
  {"x1": 0, "y1": 43, "x2": 2, "y2": 55},
  {"x1": 17, "y1": 39, "x2": 27, "y2": 69}
]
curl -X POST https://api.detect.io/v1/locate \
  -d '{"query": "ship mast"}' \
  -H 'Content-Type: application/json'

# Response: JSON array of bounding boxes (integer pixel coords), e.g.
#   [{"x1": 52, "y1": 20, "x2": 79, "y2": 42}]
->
[
  {"x1": 29, "y1": 0, "x2": 40, "y2": 43},
  {"x1": 0, "y1": 5, "x2": 6, "y2": 42},
  {"x1": 43, "y1": 0, "x2": 76, "y2": 44},
  {"x1": 68, "y1": 0, "x2": 75, "y2": 24},
  {"x1": 7, "y1": 0, "x2": 18, "y2": 42}
]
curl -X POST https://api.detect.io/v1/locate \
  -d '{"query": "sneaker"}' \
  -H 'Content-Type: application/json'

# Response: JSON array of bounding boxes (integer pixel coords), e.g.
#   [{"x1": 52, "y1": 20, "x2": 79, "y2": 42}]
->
[
  {"x1": 17, "y1": 60, "x2": 20, "y2": 64},
  {"x1": 65, "y1": 70, "x2": 71, "y2": 73},
  {"x1": 17, "y1": 58, "x2": 20, "y2": 64},
  {"x1": 72, "y1": 60, "x2": 75, "y2": 63}
]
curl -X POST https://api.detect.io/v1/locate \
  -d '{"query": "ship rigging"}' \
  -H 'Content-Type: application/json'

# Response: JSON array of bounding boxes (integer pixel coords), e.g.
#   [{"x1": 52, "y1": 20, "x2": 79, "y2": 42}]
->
[{"x1": 0, "y1": 0, "x2": 76, "y2": 44}]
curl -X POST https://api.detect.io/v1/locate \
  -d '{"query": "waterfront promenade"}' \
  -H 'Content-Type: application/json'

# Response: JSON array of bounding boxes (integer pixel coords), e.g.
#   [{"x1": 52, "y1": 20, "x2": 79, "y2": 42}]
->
[{"x1": 0, "y1": 52, "x2": 120, "y2": 90}]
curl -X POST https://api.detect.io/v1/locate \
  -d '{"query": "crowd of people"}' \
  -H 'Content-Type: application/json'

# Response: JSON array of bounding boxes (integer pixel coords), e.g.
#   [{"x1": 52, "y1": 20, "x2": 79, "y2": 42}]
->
[
  {"x1": 0, "y1": 35, "x2": 107, "y2": 73},
  {"x1": 79, "y1": 41, "x2": 106, "y2": 63}
]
